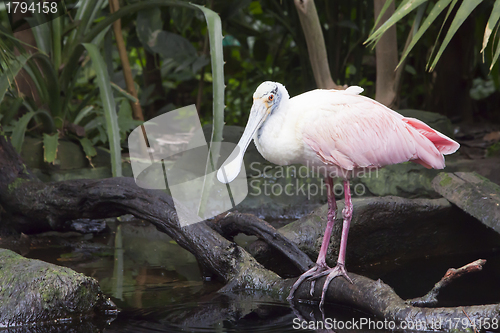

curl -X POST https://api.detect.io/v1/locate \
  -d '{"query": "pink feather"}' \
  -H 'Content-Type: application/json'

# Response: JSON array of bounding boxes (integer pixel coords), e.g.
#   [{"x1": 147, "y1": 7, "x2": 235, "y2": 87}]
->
[{"x1": 302, "y1": 92, "x2": 459, "y2": 172}]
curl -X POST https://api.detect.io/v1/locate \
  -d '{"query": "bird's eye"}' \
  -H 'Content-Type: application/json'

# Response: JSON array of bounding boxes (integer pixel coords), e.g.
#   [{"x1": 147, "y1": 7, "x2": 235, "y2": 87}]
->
[{"x1": 268, "y1": 94, "x2": 274, "y2": 101}]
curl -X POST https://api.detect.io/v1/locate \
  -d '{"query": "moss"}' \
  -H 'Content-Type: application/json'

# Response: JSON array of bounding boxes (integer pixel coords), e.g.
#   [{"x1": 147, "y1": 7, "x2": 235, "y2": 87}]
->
[
  {"x1": 7, "y1": 177, "x2": 29, "y2": 192},
  {"x1": 0, "y1": 249, "x2": 113, "y2": 325},
  {"x1": 22, "y1": 163, "x2": 29, "y2": 175},
  {"x1": 439, "y1": 174, "x2": 452, "y2": 187}
]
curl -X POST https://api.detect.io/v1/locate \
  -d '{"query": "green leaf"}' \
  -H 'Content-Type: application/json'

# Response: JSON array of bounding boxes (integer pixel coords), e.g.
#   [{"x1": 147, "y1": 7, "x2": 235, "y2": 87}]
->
[
  {"x1": 110, "y1": 82, "x2": 139, "y2": 103},
  {"x1": 62, "y1": 0, "x2": 194, "y2": 89},
  {"x1": 11, "y1": 111, "x2": 36, "y2": 153},
  {"x1": 426, "y1": 0, "x2": 459, "y2": 70},
  {"x1": 398, "y1": 0, "x2": 453, "y2": 69},
  {"x1": 52, "y1": 16, "x2": 62, "y2": 69},
  {"x1": 429, "y1": 0, "x2": 484, "y2": 71},
  {"x1": 118, "y1": 99, "x2": 143, "y2": 141},
  {"x1": 30, "y1": 53, "x2": 61, "y2": 117},
  {"x1": 483, "y1": 0, "x2": 500, "y2": 54},
  {"x1": 366, "y1": 0, "x2": 427, "y2": 46},
  {"x1": 25, "y1": 18, "x2": 52, "y2": 55},
  {"x1": 0, "y1": 54, "x2": 31, "y2": 104},
  {"x1": 43, "y1": 133, "x2": 59, "y2": 164},
  {"x1": 491, "y1": 31, "x2": 500, "y2": 70},
  {"x1": 149, "y1": 31, "x2": 197, "y2": 60},
  {"x1": 371, "y1": 0, "x2": 394, "y2": 35},
  {"x1": 170, "y1": 6, "x2": 194, "y2": 34},
  {"x1": 1, "y1": 97, "x2": 23, "y2": 126},
  {"x1": 11, "y1": 109, "x2": 55, "y2": 154},
  {"x1": 78, "y1": 137, "x2": 97, "y2": 161},
  {"x1": 192, "y1": 5, "x2": 224, "y2": 146},
  {"x1": 84, "y1": 115, "x2": 105, "y2": 132},
  {"x1": 136, "y1": 8, "x2": 163, "y2": 53},
  {"x1": 83, "y1": 43, "x2": 122, "y2": 177},
  {"x1": 191, "y1": 4, "x2": 225, "y2": 218},
  {"x1": 73, "y1": 105, "x2": 95, "y2": 125}
]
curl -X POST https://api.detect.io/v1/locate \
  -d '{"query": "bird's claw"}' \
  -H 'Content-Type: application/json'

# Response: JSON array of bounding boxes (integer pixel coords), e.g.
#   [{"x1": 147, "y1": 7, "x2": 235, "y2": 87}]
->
[
  {"x1": 287, "y1": 262, "x2": 354, "y2": 304},
  {"x1": 287, "y1": 264, "x2": 328, "y2": 301},
  {"x1": 319, "y1": 263, "x2": 353, "y2": 308}
]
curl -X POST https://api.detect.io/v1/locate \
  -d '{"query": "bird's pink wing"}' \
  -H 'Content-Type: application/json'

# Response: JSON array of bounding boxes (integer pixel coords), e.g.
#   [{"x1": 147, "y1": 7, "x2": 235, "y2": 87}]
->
[{"x1": 302, "y1": 92, "x2": 456, "y2": 170}]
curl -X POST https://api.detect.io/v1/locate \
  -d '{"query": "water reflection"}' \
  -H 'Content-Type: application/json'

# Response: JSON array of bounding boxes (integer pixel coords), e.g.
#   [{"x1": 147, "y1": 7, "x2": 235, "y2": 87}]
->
[{"x1": 15, "y1": 218, "x2": 500, "y2": 333}]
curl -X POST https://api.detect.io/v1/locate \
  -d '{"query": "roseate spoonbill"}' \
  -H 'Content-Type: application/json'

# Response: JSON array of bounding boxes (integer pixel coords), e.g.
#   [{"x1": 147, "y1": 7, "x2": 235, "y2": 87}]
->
[{"x1": 217, "y1": 81, "x2": 460, "y2": 307}]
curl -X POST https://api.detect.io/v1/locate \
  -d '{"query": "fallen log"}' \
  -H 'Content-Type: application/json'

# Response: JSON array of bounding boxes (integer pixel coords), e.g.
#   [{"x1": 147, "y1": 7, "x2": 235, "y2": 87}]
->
[{"x1": 432, "y1": 172, "x2": 500, "y2": 234}]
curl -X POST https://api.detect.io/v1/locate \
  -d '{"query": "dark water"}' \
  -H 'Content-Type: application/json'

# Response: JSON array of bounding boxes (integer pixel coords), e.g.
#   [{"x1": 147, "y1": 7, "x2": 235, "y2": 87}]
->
[{"x1": 15, "y1": 218, "x2": 500, "y2": 332}]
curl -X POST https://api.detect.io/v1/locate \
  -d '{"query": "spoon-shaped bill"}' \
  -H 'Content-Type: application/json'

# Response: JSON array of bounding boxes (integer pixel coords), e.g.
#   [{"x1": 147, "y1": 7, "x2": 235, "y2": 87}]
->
[{"x1": 217, "y1": 100, "x2": 268, "y2": 183}]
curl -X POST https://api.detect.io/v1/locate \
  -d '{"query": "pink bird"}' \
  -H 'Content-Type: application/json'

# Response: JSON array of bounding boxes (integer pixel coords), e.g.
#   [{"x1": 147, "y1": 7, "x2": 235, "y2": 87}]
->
[{"x1": 217, "y1": 82, "x2": 460, "y2": 307}]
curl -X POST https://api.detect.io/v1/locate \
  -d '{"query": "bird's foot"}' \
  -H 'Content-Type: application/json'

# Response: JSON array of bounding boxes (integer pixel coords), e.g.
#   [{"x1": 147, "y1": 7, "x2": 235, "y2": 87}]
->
[
  {"x1": 286, "y1": 263, "x2": 330, "y2": 301},
  {"x1": 318, "y1": 263, "x2": 353, "y2": 308}
]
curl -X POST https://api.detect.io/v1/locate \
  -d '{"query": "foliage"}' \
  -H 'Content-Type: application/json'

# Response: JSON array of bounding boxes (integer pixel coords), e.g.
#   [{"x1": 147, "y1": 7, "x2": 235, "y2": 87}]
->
[
  {"x1": 487, "y1": 141, "x2": 500, "y2": 156},
  {"x1": 2, "y1": 0, "x2": 500, "y2": 178},
  {"x1": 0, "y1": 0, "x2": 225, "y2": 177},
  {"x1": 367, "y1": 0, "x2": 500, "y2": 71}
]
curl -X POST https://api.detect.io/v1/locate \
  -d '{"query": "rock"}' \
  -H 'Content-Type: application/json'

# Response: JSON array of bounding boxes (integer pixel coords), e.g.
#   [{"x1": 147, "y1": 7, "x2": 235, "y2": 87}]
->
[
  {"x1": 432, "y1": 172, "x2": 500, "y2": 234},
  {"x1": 264, "y1": 196, "x2": 500, "y2": 270},
  {"x1": 21, "y1": 137, "x2": 88, "y2": 170},
  {"x1": 0, "y1": 249, "x2": 116, "y2": 327}
]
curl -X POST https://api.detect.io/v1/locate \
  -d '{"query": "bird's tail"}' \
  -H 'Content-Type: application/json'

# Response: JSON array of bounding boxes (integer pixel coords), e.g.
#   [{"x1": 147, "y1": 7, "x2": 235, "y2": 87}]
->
[{"x1": 403, "y1": 117, "x2": 460, "y2": 169}]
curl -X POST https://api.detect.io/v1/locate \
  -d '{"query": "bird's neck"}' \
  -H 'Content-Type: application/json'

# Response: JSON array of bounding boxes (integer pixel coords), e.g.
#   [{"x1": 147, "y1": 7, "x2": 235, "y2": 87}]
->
[{"x1": 254, "y1": 96, "x2": 301, "y2": 166}]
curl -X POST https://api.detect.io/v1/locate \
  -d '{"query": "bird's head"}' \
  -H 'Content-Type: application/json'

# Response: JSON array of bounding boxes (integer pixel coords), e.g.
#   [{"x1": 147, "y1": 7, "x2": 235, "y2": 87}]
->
[{"x1": 217, "y1": 81, "x2": 288, "y2": 183}]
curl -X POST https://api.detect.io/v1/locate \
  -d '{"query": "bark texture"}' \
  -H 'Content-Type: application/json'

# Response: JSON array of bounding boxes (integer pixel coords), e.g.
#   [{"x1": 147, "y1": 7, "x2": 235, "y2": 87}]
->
[
  {"x1": 294, "y1": 0, "x2": 342, "y2": 89},
  {"x1": 373, "y1": 0, "x2": 398, "y2": 108}
]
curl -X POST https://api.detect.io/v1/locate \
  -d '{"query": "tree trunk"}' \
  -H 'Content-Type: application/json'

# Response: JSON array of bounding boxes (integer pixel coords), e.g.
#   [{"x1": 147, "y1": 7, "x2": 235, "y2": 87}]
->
[
  {"x1": 294, "y1": 0, "x2": 343, "y2": 89},
  {"x1": 373, "y1": 0, "x2": 399, "y2": 108}
]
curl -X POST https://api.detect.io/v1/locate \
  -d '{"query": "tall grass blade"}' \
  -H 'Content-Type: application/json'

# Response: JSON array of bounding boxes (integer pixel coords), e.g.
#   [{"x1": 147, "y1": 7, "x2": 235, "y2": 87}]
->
[
  {"x1": 370, "y1": 0, "x2": 394, "y2": 36},
  {"x1": 429, "y1": 0, "x2": 483, "y2": 71},
  {"x1": 83, "y1": 43, "x2": 122, "y2": 177},
  {"x1": 11, "y1": 110, "x2": 53, "y2": 153},
  {"x1": 0, "y1": 54, "x2": 31, "y2": 103},
  {"x1": 191, "y1": 4, "x2": 225, "y2": 218},
  {"x1": 397, "y1": 0, "x2": 452, "y2": 68},
  {"x1": 366, "y1": 0, "x2": 427, "y2": 46},
  {"x1": 52, "y1": 16, "x2": 62, "y2": 69},
  {"x1": 11, "y1": 111, "x2": 35, "y2": 153},
  {"x1": 491, "y1": 31, "x2": 500, "y2": 70},
  {"x1": 482, "y1": 0, "x2": 500, "y2": 55},
  {"x1": 31, "y1": 53, "x2": 61, "y2": 117}
]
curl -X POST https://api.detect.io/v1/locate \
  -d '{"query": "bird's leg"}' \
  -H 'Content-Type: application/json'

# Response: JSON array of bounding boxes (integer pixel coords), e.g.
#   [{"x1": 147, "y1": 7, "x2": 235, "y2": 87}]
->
[
  {"x1": 287, "y1": 177, "x2": 337, "y2": 301},
  {"x1": 316, "y1": 176, "x2": 337, "y2": 267},
  {"x1": 318, "y1": 179, "x2": 354, "y2": 308}
]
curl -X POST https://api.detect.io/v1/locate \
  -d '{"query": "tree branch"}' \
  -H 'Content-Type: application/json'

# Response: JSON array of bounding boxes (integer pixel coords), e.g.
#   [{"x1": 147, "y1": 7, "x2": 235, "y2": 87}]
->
[
  {"x1": 407, "y1": 259, "x2": 487, "y2": 307},
  {"x1": 212, "y1": 212, "x2": 313, "y2": 273}
]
